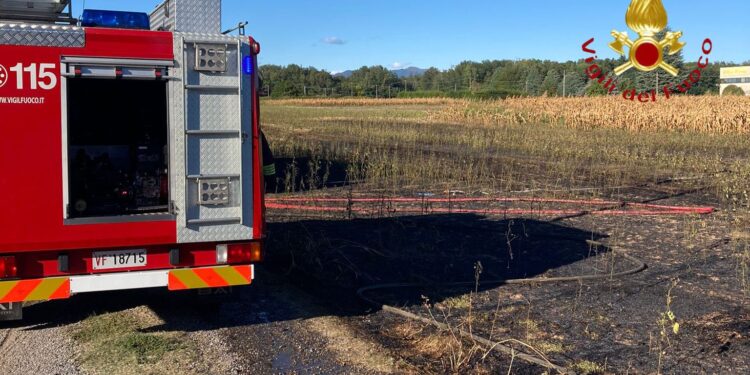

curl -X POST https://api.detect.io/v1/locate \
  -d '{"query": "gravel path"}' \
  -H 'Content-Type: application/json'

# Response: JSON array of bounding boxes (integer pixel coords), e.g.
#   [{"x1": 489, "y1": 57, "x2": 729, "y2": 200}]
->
[
  {"x1": 148, "y1": 270, "x2": 394, "y2": 374},
  {"x1": 0, "y1": 270, "x2": 395, "y2": 375},
  {"x1": 0, "y1": 322, "x2": 80, "y2": 375}
]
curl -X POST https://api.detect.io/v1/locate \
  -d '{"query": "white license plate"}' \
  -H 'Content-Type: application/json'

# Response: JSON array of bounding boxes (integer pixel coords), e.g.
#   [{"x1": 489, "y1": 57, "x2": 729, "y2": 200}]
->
[{"x1": 92, "y1": 249, "x2": 147, "y2": 270}]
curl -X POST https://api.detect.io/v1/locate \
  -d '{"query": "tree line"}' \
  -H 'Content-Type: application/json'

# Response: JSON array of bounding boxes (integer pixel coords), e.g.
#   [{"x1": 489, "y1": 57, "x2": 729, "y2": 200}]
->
[{"x1": 260, "y1": 51, "x2": 736, "y2": 99}]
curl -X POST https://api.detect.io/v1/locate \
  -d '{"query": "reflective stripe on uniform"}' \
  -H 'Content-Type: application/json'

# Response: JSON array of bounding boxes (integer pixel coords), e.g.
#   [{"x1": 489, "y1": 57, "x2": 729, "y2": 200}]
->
[
  {"x1": 168, "y1": 265, "x2": 253, "y2": 291},
  {"x1": 263, "y1": 164, "x2": 276, "y2": 176},
  {"x1": 0, "y1": 277, "x2": 71, "y2": 304}
]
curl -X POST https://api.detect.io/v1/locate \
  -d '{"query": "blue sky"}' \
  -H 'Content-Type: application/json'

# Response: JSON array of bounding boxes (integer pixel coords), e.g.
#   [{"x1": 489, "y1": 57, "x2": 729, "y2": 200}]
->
[{"x1": 75, "y1": 0, "x2": 750, "y2": 73}]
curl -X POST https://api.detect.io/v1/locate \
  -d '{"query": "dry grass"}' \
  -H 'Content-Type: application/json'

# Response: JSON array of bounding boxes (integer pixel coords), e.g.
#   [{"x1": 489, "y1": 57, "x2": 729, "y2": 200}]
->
[
  {"x1": 429, "y1": 96, "x2": 750, "y2": 133},
  {"x1": 305, "y1": 315, "x2": 397, "y2": 373},
  {"x1": 572, "y1": 360, "x2": 607, "y2": 375},
  {"x1": 263, "y1": 97, "x2": 750, "y2": 197},
  {"x1": 385, "y1": 320, "x2": 488, "y2": 373},
  {"x1": 265, "y1": 97, "x2": 460, "y2": 107},
  {"x1": 267, "y1": 96, "x2": 750, "y2": 133}
]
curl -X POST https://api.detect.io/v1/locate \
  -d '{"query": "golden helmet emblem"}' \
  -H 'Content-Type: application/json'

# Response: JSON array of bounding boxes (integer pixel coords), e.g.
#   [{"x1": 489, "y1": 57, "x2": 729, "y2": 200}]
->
[{"x1": 609, "y1": 0, "x2": 685, "y2": 76}]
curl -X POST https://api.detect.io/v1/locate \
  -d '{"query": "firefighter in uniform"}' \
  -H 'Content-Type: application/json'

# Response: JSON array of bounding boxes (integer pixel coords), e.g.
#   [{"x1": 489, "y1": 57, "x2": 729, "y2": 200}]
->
[{"x1": 260, "y1": 131, "x2": 277, "y2": 193}]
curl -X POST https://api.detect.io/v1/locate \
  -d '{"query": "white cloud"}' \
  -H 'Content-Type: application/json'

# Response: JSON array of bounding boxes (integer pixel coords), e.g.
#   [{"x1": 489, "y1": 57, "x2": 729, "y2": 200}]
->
[
  {"x1": 391, "y1": 61, "x2": 411, "y2": 69},
  {"x1": 322, "y1": 37, "x2": 346, "y2": 45}
]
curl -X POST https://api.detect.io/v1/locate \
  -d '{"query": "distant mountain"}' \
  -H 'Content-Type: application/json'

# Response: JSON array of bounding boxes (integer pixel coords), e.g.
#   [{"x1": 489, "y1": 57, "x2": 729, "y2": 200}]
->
[
  {"x1": 334, "y1": 70, "x2": 354, "y2": 78},
  {"x1": 334, "y1": 67, "x2": 427, "y2": 79},
  {"x1": 392, "y1": 67, "x2": 427, "y2": 78}
]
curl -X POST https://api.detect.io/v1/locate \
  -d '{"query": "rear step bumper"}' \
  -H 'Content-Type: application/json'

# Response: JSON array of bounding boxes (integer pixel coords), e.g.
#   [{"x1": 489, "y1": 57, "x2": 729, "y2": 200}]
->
[{"x1": 0, "y1": 265, "x2": 254, "y2": 304}]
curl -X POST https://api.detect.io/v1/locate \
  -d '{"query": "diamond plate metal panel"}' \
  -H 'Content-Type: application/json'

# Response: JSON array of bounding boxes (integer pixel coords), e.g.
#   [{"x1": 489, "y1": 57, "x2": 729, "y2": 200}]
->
[
  {"x1": 149, "y1": 0, "x2": 175, "y2": 31},
  {"x1": 150, "y1": 0, "x2": 220, "y2": 34},
  {"x1": 0, "y1": 0, "x2": 69, "y2": 14},
  {"x1": 173, "y1": 34, "x2": 255, "y2": 244},
  {"x1": 0, "y1": 23, "x2": 84, "y2": 47},
  {"x1": 187, "y1": 137, "x2": 242, "y2": 176},
  {"x1": 192, "y1": 205, "x2": 243, "y2": 221},
  {"x1": 186, "y1": 92, "x2": 238, "y2": 131},
  {"x1": 181, "y1": 224, "x2": 253, "y2": 243},
  {"x1": 189, "y1": 202, "x2": 243, "y2": 221},
  {"x1": 177, "y1": 32, "x2": 239, "y2": 43},
  {"x1": 175, "y1": 0, "x2": 221, "y2": 34}
]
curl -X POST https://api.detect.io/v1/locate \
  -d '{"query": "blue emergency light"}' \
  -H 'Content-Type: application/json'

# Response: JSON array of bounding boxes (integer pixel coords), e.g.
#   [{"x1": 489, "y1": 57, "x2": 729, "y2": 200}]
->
[
  {"x1": 81, "y1": 9, "x2": 151, "y2": 30},
  {"x1": 243, "y1": 56, "x2": 253, "y2": 75}
]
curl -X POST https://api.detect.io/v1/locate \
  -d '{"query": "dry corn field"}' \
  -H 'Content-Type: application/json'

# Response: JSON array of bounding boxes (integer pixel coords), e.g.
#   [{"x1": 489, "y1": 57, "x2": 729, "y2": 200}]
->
[
  {"x1": 428, "y1": 96, "x2": 750, "y2": 133},
  {"x1": 263, "y1": 97, "x2": 750, "y2": 198},
  {"x1": 268, "y1": 96, "x2": 750, "y2": 133}
]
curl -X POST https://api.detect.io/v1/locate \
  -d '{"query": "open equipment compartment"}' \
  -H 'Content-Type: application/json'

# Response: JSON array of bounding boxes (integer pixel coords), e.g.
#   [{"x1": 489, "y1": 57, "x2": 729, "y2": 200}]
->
[{"x1": 64, "y1": 61, "x2": 171, "y2": 220}]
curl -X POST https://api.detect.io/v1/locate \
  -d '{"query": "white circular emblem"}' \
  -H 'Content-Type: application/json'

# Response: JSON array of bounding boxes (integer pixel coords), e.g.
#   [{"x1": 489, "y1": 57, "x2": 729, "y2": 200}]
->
[{"x1": 0, "y1": 64, "x2": 8, "y2": 88}]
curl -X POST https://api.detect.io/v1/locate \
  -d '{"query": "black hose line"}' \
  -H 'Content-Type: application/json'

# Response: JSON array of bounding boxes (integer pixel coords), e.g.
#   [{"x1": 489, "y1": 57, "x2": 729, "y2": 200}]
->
[{"x1": 356, "y1": 240, "x2": 647, "y2": 374}]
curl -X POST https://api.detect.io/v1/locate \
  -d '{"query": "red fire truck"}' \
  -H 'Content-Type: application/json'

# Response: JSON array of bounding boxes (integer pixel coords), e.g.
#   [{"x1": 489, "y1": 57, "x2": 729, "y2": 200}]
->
[{"x1": 0, "y1": 0, "x2": 265, "y2": 320}]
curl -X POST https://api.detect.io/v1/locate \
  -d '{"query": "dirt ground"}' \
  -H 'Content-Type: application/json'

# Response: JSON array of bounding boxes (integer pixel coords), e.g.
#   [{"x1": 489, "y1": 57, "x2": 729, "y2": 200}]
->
[{"x1": 264, "y1": 184, "x2": 749, "y2": 374}]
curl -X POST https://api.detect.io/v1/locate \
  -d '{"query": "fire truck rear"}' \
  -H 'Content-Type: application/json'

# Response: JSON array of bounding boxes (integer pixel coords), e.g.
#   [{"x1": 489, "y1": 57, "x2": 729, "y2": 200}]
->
[{"x1": 0, "y1": 0, "x2": 265, "y2": 320}]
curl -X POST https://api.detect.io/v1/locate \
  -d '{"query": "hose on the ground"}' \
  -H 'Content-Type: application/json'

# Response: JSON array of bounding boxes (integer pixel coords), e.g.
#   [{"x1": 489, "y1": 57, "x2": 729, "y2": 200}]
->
[
  {"x1": 267, "y1": 196, "x2": 715, "y2": 216},
  {"x1": 355, "y1": 240, "x2": 647, "y2": 375},
  {"x1": 269, "y1": 195, "x2": 695, "y2": 373}
]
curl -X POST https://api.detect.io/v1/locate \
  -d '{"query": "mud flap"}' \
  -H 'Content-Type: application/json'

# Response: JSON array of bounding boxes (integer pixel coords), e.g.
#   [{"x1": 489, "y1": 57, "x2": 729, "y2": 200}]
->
[{"x1": 0, "y1": 302, "x2": 22, "y2": 321}]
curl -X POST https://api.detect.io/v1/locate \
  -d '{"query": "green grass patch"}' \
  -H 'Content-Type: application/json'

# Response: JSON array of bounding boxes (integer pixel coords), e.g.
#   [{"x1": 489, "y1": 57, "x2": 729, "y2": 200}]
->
[
  {"x1": 72, "y1": 309, "x2": 193, "y2": 374},
  {"x1": 115, "y1": 333, "x2": 184, "y2": 364},
  {"x1": 441, "y1": 294, "x2": 472, "y2": 309}
]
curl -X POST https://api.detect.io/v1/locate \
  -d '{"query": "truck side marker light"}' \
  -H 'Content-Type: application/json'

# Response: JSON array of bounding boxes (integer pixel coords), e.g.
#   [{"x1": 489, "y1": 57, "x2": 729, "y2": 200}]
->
[{"x1": 168, "y1": 265, "x2": 253, "y2": 291}]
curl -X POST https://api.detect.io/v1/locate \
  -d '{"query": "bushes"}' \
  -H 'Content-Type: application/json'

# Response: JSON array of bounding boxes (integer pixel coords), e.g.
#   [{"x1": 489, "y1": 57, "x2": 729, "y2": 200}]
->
[{"x1": 722, "y1": 85, "x2": 746, "y2": 96}]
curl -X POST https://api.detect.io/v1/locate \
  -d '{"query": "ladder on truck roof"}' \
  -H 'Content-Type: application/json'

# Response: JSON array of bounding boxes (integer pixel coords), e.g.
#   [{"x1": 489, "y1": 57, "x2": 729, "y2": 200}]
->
[{"x1": 0, "y1": 0, "x2": 75, "y2": 24}]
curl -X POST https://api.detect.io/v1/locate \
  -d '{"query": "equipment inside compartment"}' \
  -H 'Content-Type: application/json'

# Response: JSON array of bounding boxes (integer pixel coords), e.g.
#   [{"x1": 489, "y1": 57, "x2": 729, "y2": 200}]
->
[{"x1": 66, "y1": 79, "x2": 169, "y2": 218}]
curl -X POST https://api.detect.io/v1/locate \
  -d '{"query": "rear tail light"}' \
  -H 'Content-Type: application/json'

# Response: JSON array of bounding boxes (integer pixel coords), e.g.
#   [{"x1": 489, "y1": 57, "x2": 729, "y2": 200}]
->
[
  {"x1": 216, "y1": 242, "x2": 262, "y2": 265},
  {"x1": 228, "y1": 242, "x2": 263, "y2": 264},
  {"x1": 0, "y1": 256, "x2": 17, "y2": 279}
]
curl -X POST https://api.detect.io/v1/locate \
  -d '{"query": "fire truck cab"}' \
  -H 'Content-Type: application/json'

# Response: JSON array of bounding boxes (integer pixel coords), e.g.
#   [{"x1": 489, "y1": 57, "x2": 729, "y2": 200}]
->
[{"x1": 0, "y1": 0, "x2": 265, "y2": 320}]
